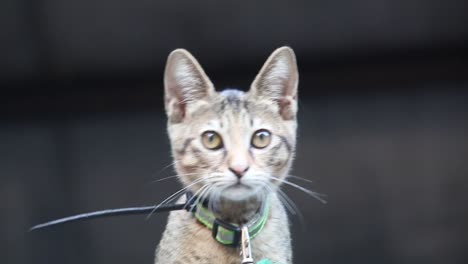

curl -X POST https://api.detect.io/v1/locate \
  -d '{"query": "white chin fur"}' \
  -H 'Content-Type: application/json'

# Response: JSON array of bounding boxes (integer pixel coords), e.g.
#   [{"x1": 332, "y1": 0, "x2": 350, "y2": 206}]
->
[{"x1": 220, "y1": 184, "x2": 257, "y2": 201}]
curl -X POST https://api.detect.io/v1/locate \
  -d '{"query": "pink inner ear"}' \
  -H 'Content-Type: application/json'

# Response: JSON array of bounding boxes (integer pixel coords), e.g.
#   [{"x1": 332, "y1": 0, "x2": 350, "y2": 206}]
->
[
  {"x1": 176, "y1": 101, "x2": 186, "y2": 120},
  {"x1": 166, "y1": 97, "x2": 186, "y2": 123},
  {"x1": 278, "y1": 97, "x2": 296, "y2": 120}
]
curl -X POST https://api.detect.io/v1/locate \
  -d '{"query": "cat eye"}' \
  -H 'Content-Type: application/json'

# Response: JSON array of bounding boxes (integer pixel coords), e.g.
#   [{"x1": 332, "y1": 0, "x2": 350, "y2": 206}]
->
[
  {"x1": 201, "y1": 131, "x2": 223, "y2": 150},
  {"x1": 251, "y1": 129, "x2": 271, "y2": 149}
]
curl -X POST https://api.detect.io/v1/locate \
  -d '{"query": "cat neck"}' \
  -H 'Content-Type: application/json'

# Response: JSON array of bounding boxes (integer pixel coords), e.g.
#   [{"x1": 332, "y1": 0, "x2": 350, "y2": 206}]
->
[{"x1": 213, "y1": 195, "x2": 266, "y2": 224}]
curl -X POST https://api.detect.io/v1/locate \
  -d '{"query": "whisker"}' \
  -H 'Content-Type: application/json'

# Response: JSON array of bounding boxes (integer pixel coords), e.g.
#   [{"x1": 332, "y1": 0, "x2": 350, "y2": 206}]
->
[
  {"x1": 184, "y1": 184, "x2": 209, "y2": 211},
  {"x1": 277, "y1": 188, "x2": 306, "y2": 228},
  {"x1": 194, "y1": 185, "x2": 213, "y2": 212},
  {"x1": 276, "y1": 189, "x2": 298, "y2": 215},
  {"x1": 147, "y1": 176, "x2": 216, "y2": 219},
  {"x1": 256, "y1": 181, "x2": 271, "y2": 201},
  {"x1": 149, "y1": 172, "x2": 199, "y2": 184},
  {"x1": 272, "y1": 186, "x2": 296, "y2": 215},
  {"x1": 206, "y1": 182, "x2": 225, "y2": 213},
  {"x1": 266, "y1": 175, "x2": 327, "y2": 204},
  {"x1": 249, "y1": 178, "x2": 307, "y2": 226},
  {"x1": 149, "y1": 160, "x2": 181, "y2": 180},
  {"x1": 258, "y1": 182, "x2": 296, "y2": 215},
  {"x1": 158, "y1": 160, "x2": 181, "y2": 173},
  {"x1": 151, "y1": 175, "x2": 179, "y2": 183},
  {"x1": 206, "y1": 186, "x2": 216, "y2": 213},
  {"x1": 287, "y1": 174, "x2": 314, "y2": 183},
  {"x1": 278, "y1": 194, "x2": 295, "y2": 216}
]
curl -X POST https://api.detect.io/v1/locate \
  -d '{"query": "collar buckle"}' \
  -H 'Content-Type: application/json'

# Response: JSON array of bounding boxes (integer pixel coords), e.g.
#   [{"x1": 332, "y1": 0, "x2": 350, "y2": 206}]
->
[
  {"x1": 187, "y1": 191, "x2": 270, "y2": 249},
  {"x1": 240, "y1": 225, "x2": 254, "y2": 264},
  {"x1": 212, "y1": 218, "x2": 241, "y2": 247}
]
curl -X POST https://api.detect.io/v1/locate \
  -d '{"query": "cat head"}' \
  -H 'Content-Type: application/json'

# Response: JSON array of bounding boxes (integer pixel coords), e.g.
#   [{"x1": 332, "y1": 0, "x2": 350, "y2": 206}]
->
[{"x1": 164, "y1": 47, "x2": 298, "y2": 204}]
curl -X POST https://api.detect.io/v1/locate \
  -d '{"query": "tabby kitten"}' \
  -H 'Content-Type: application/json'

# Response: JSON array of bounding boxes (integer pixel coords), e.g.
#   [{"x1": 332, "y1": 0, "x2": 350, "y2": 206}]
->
[{"x1": 155, "y1": 47, "x2": 299, "y2": 264}]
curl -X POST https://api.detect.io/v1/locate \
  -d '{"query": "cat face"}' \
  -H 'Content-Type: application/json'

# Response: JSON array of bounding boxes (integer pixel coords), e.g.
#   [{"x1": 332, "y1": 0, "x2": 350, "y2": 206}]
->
[{"x1": 164, "y1": 47, "x2": 298, "y2": 203}]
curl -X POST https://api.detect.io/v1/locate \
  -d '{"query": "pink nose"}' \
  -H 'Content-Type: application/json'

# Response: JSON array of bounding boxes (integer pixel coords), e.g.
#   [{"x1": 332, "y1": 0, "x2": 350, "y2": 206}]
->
[{"x1": 229, "y1": 166, "x2": 249, "y2": 178}]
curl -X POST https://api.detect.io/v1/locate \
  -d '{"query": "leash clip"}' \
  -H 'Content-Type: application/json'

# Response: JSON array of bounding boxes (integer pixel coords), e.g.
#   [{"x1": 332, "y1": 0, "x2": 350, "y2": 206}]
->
[{"x1": 240, "y1": 225, "x2": 254, "y2": 264}]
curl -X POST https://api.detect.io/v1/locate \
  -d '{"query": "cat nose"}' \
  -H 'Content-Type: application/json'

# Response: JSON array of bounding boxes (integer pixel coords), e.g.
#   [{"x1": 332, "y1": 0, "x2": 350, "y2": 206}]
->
[{"x1": 229, "y1": 166, "x2": 249, "y2": 178}]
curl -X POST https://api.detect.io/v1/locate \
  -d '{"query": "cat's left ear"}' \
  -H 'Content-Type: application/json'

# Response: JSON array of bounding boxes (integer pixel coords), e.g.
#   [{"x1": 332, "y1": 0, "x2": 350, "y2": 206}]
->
[
  {"x1": 249, "y1": 46, "x2": 298, "y2": 120},
  {"x1": 164, "y1": 49, "x2": 215, "y2": 123}
]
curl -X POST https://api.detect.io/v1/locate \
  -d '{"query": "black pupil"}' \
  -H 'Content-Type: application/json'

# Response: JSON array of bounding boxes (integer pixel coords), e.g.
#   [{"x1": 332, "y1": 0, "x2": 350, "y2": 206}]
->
[
  {"x1": 258, "y1": 131, "x2": 267, "y2": 141},
  {"x1": 208, "y1": 133, "x2": 215, "y2": 142}
]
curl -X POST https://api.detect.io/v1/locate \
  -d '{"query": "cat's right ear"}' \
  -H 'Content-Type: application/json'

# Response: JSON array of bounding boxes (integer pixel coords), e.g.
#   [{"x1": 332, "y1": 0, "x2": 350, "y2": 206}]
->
[
  {"x1": 164, "y1": 49, "x2": 215, "y2": 123},
  {"x1": 249, "y1": 47, "x2": 298, "y2": 120}
]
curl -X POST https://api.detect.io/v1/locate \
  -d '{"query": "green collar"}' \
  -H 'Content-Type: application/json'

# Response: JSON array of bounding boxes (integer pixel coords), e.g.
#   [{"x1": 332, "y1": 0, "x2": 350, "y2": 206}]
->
[{"x1": 188, "y1": 194, "x2": 270, "y2": 247}]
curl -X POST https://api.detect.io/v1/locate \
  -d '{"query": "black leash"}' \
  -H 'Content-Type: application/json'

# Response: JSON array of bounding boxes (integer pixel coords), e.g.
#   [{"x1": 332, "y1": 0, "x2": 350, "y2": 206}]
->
[{"x1": 30, "y1": 193, "x2": 196, "y2": 231}]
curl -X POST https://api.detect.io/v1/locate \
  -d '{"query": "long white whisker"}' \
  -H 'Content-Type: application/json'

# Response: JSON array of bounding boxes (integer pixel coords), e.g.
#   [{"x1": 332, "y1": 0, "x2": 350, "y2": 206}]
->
[
  {"x1": 264, "y1": 184, "x2": 294, "y2": 215},
  {"x1": 147, "y1": 176, "x2": 217, "y2": 219},
  {"x1": 206, "y1": 182, "x2": 224, "y2": 213},
  {"x1": 193, "y1": 185, "x2": 213, "y2": 212},
  {"x1": 255, "y1": 184, "x2": 266, "y2": 205},
  {"x1": 259, "y1": 182, "x2": 296, "y2": 215},
  {"x1": 278, "y1": 193, "x2": 296, "y2": 216},
  {"x1": 266, "y1": 175, "x2": 327, "y2": 204},
  {"x1": 287, "y1": 174, "x2": 313, "y2": 183},
  {"x1": 158, "y1": 160, "x2": 181, "y2": 173},
  {"x1": 276, "y1": 188, "x2": 298, "y2": 216},
  {"x1": 207, "y1": 186, "x2": 216, "y2": 213},
  {"x1": 151, "y1": 175, "x2": 179, "y2": 183},
  {"x1": 250, "y1": 178, "x2": 306, "y2": 225},
  {"x1": 184, "y1": 184, "x2": 209, "y2": 211},
  {"x1": 150, "y1": 160, "x2": 181, "y2": 180},
  {"x1": 150, "y1": 172, "x2": 199, "y2": 184},
  {"x1": 278, "y1": 188, "x2": 307, "y2": 229}
]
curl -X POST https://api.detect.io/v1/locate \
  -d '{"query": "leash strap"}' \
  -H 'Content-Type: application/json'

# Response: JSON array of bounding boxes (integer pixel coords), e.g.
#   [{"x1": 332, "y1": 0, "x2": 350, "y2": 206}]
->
[
  {"x1": 30, "y1": 193, "x2": 274, "y2": 264},
  {"x1": 30, "y1": 201, "x2": 187, "y2": 231}
]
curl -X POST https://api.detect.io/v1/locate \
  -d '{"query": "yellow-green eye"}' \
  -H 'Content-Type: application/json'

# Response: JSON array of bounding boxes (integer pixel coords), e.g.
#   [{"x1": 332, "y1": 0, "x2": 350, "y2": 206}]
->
[
  {"x1": 201, "y1": 131, "x2": 223, "y2": 150},
  {"x1": 251, "y1": 129, "x2": 271, "y2": 149}
]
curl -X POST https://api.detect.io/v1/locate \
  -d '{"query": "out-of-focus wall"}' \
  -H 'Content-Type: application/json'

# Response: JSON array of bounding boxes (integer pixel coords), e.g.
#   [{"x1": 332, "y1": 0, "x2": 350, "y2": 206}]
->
[{"x1": 2, "y1": 0, "x2": 467, "y2": 81}]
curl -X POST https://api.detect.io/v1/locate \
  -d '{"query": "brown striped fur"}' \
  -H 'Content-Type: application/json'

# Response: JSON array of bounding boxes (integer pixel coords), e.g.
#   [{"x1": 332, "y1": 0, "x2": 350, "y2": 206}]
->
[{"x1": 155, "y1": 47, "x2": 299, "y2": 263}]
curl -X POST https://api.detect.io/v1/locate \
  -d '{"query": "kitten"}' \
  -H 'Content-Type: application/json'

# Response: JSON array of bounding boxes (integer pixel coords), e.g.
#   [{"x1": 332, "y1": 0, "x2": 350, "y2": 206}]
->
[{"x1": 155, "y1": 47, "x2": 299, "y2": 264}]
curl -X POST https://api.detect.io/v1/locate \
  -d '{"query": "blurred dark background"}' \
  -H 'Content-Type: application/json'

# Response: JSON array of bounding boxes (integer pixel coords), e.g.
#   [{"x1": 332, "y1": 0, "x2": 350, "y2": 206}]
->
[{"x1": 2, "y1": 0, "x2": 468, "y2": 264}]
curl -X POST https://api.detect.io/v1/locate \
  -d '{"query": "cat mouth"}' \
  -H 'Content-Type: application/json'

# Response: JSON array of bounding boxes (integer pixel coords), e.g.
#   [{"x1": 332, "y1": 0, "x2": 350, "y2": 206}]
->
[
  {"x1": 223, "y1": 182, "x2": 248, "y2": 189},
  {"x1": 218, "y1": 183, "x2": 259, "y2": 202}
]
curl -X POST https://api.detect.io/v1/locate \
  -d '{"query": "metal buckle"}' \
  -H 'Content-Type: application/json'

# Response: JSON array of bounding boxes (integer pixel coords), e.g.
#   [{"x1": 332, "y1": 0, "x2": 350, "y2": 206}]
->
[
  {"x1": 212, "y1": 218, "x2": 241, "y2": 247},
  {"x1": 240, "y1": 225, "x2": 254, "y2": 264}
]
